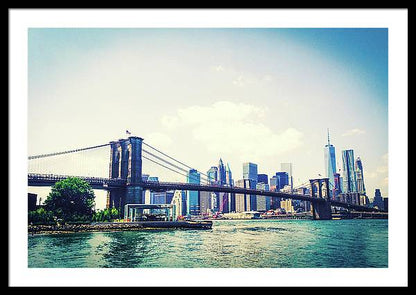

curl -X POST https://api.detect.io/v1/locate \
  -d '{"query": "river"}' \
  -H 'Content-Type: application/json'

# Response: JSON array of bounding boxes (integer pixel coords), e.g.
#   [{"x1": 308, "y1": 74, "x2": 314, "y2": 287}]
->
[{"x1": 28, "y1": 219, "x2": 388, "y2": 268}]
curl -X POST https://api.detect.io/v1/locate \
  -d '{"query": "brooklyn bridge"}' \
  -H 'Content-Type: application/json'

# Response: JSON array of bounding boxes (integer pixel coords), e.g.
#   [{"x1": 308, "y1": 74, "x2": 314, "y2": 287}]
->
[{"x1": 28, "y1": 136, "x2": 383, "y2": 220}]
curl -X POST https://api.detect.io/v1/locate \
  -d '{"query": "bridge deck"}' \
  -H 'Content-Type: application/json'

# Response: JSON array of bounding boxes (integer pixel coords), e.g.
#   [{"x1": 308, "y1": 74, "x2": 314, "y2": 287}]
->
[{"x1": 28, "y1": 173, "x2": 382, "y2": 212}]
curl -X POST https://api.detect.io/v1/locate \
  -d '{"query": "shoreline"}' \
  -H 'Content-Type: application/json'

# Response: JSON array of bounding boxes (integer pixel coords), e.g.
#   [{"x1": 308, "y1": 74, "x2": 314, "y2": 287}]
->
[{"x1": 28, "y1": 220, "x2": 213, "y2": 235}]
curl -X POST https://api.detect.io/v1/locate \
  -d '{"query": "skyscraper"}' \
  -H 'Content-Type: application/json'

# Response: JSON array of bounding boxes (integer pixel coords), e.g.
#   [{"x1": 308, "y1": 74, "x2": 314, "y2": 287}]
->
[
  {"x1": 257, "y1": 174, "x2": 268, "y2": 184},
  {"x1": 234, "y1": 179, "x2": 246, "y2": 212},
  {"x1": 256, "y1": 182, "x2": 270, "y2": 211},
  {"x1": 275, "y1": 172, "x2": 289, "y2": 191},
  {"x1": 225, "y1": 163, "x2": 235, "y2": 212},
  {"x1": 217, "y1": 159, "x2": 233, "y2": 213},
  {"x1": 355, "y1": 157, "x2": 366, "y2": 195},
  {"x1": 269, "y1": 176, "x2": 278, "y2": 191},
  {"x1": 373, "y1": 189, "x2": 384, "y2": 210},
  {"x1": 207, "y1": 159, "x2": 233, "y2": 213},
  {"x1": 342, "y1": 150, "x2": 357, "y2": 193},
  {"x1": 186, "y1": 169, "x2": 200, "y2": 216},
  {"x1": 172, "y1": 190, "x2": 186, "y2": 218},
  {"x1": 199, "y1": 191, "x2": 213, "y2": 215},
  {"x1": 243, "y1": 162, "x2": 258, "y2": 181},
  {"x1": 324, "y1": 129, "x2": 337, "y2": 197},
  {"x1": 280, "y1": 163, "x2": 293, "y2": 192},
  {"x1": 218, "y1": 158, "x2": 227, "y2": 185},
  {"x1": 243, "y1": 162, "x2": 258, "y2": 211},
  {"x1": 207, "y1": 166, "x2": 218, "y2": 184}
]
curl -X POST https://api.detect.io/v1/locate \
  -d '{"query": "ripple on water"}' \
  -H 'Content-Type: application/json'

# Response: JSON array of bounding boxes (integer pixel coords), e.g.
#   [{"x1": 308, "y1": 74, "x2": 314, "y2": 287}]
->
[{"x1": 28, "y1": 219, "x2": 388, "y2": 268}]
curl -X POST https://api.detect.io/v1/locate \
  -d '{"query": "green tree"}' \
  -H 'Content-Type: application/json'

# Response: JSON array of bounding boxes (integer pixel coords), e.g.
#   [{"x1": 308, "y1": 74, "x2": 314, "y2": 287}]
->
[
  {"x1": 44, "y1": 177, "x2": 95, "y2": 222},
  {"x1": 92, "y1": 207, "x2": 119, "y2": 222},
  {"x1": 28, "y1": 207, "x2": 55, "y2": 225}
]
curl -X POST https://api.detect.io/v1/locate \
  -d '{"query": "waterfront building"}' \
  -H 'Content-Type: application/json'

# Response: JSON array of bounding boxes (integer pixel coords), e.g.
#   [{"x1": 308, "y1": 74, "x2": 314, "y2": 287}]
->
[
  {"x1": 186, "y1": 169, "x2": 200, "y2": 216},
  {"x1": 324, "y1": 129, "x2": 337, "y2": 198},
  {"x1": 280, "y1": 199, "x2": 294, "y2": 214},
  {"x1": 281, "y1": 163, "x2": 293, "y2": 192},
  {"x1": 342, "y1": 150, "x2": 357, "y2": 193},
  {"x1": 143, "y1": 190, "x2": 174, "y2": 215}
]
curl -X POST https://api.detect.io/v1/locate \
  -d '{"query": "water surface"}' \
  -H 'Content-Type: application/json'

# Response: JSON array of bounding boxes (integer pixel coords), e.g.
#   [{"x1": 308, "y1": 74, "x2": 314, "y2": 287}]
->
[{"x1": 28, "y1": 219, "x2": 388, "y2": 268}]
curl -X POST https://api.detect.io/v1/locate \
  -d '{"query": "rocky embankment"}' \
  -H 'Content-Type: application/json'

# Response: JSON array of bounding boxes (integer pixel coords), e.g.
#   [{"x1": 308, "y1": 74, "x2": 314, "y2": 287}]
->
[{"x1": 28, "y1": 221, "x2": 212, "y2": 235}]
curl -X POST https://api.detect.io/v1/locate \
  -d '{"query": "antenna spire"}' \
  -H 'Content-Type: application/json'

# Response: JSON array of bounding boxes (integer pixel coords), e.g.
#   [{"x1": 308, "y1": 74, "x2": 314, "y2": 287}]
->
[{"x1": 327, "y1": 128, "x2": 331, "y2": 145}]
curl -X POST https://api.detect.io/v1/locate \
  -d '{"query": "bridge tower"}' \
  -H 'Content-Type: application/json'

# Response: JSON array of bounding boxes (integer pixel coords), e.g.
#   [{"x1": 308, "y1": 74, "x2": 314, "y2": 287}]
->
[
  {"x1": 309, "y1": 178, "x2": 332, "y2": 220},
  {"x1": 106, "y1": 136, "x2": 143, "y2": 216}
]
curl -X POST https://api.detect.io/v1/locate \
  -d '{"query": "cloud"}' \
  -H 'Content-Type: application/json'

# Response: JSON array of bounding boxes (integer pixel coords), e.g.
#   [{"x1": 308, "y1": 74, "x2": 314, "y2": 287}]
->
[
  {"x1": 212, "y1": 65, "x2": 225, "y2": 72},
  {"x1": 342, "y1": 128, "x2": 366, "y2": 136},
  {"x1": 160, "y1": 101, "x2": 303, "y2": 162}
]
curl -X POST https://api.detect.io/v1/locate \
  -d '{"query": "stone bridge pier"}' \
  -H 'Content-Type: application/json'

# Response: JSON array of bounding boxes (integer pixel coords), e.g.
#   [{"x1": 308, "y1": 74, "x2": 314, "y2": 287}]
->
[
  {"x1": 106, "y1": 136, "x2": 143, "y2": 217},
  {"x1": 309, "y1": 178, "x2": 332, "y2": 220}
]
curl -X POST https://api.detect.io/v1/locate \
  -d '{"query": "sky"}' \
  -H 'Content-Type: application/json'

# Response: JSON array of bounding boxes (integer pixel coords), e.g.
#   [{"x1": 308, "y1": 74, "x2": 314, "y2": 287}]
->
[{"x1": 27, "y1": 27, "x2": 389, "y2": 208}]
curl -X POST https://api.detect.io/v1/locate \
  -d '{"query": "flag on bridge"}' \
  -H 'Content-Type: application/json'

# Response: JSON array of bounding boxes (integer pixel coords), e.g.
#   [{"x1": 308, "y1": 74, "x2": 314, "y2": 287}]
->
[{"x1": 126, "y1": 130, "x2": 131, "y2": 135}]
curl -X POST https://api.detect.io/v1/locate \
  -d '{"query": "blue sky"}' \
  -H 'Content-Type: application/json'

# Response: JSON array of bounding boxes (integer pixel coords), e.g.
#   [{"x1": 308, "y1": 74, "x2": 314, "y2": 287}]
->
[{"x1": 28, "y1": 27, "x2": 389, "y2": 207}]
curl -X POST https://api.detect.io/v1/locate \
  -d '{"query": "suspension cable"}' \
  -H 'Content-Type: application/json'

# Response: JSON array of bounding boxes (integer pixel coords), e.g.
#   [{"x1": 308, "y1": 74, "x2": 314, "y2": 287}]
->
[
  {"x1": 142, "y1": 142, "x2": 209, "y2": 178},
  {"x1": 28, "y1": 143, "x2": 110, "y2": 160},
  {"x1": 143, "y1": 149, "x2": 210, "y2": 183},
  {"x1": 142, "y1": 155, "x2": 209, "y2": 184},
  {"x1": 143, "y1": 149, "x2": 191, "y2": 175}
]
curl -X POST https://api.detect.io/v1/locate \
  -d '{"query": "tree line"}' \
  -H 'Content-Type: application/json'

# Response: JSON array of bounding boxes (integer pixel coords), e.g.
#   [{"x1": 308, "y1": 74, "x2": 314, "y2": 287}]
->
[{"x1": 28, "y1": 177, "x2": 120, "y2": 225}]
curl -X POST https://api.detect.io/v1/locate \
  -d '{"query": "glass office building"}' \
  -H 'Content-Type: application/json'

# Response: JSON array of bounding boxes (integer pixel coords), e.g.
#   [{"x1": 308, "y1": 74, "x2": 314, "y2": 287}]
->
[
  {"x1": 324, "y1": 130, "x2": 337, "y2": 197},
  {"x1": 355, "y1": 157, "x2": 366, "y2": 195},
  {"x1": 342, "y1": 149, "x2": 357, "y2": 193},
  {"x1": 186, "y1": 169, "x2": 200, "y2": 216},
  {"x1": 243, "y1": 162, "x2": 258, "y2": 211}
]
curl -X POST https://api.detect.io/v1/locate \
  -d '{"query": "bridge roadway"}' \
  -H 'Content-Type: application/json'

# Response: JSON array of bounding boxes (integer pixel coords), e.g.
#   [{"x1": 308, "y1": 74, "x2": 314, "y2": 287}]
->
[
  {"x1": 27, "y1": 173, "x2": 380, "y2": 212},
  {"x1": 28, "y1": 173, "x2": 323, "y2": 202}
]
